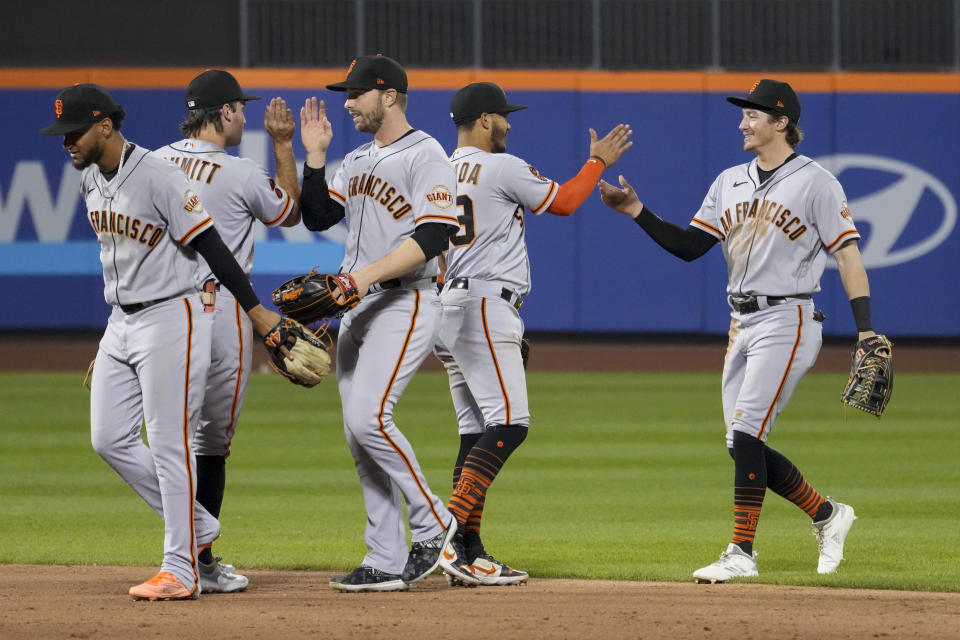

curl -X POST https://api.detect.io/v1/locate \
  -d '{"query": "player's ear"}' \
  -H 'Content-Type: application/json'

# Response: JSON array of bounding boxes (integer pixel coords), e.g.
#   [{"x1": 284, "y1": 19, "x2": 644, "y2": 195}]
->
[{"x1": 96, "y1": 117, "x2": 113, "y2": 137}]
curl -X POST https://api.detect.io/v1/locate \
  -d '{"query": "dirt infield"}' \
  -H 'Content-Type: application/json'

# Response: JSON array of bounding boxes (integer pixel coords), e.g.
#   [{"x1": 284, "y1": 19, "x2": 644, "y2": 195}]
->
[{"x1": 2, "y1": 565, "x2": 958, "y2": 640}]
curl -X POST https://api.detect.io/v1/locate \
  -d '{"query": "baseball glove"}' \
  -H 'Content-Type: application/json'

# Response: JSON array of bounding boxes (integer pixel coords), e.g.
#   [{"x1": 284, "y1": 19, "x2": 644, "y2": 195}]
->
[
  {"x1": 263, "y1": 318, "x2": 333, "y2": 387},
  {"x1": 841, "y1": 334, "x2": 893, "y2": 416},
  {"x1": 520, "y1": 337, "x2": 530, "y2": 370},
  {"x1": 272, "y1": 270, "x2": 361, "y2": 324}
]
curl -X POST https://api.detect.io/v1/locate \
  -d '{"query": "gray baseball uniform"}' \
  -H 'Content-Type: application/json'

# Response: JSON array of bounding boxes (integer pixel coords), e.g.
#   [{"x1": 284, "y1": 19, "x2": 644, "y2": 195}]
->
[
  {"x1": 155, "y1": 138, "x2": 295, "y2": 458},
  {"x1": 435, "y1": 146, "x2": 558, "y2": 435},
  {"x1": 690, "y1": 154, "x2": 859, "y2": 447},
  {"x1": 86, "y1": 143, "x2": 221, "y2": 592},
  {"x1": 328, "y1": 130, "x2": 459, "y2": 574}
]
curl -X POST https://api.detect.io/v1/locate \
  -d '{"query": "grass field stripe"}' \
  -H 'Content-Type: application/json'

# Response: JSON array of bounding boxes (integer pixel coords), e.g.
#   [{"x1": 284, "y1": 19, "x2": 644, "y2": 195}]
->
[
  {"x1": 376, "y1": 290, "x2": 446, "y2": 528},
  {"x1": 181, "y1": 299, "x2": 199, "y2": 583},
  {"x1": 759, "y1": 306, "x2": 804, "y2": 439},
  {"x1": 480, "y1": 298, "x2": 510, "y2": 425}
]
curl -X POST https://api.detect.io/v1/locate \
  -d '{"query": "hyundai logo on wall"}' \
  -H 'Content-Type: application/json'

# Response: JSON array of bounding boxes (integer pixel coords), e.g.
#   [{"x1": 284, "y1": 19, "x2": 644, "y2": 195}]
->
[{"x1": 815, "y1": 154, "x2": 956, "y2": 268}]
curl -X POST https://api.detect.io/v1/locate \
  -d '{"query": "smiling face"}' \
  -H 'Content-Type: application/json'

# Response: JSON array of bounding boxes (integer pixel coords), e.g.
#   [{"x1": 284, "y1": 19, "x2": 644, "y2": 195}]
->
[
  {"x1": 62, "y1": 120, "x2": 108, "y2": 170},
  {"x1": 345, "y1": 88, "x2": 387, "y2": 134},
  {"x1": 738, "y1": 109, "x2": 787, "y2": 153}
]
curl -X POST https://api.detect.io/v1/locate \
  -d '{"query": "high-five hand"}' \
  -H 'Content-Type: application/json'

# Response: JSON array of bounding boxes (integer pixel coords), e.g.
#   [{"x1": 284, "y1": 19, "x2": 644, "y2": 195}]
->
[
  {"x1": 598, "y1": 175, "x2": 644, "y2": 218},
  {"x1": 589, "y1": 124, "x2": 633, "y2": 168}
]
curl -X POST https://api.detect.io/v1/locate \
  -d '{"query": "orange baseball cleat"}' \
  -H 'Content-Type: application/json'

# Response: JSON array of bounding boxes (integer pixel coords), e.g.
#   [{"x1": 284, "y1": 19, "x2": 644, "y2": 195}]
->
[{"x1": 129, "y1": 571, "x2": 199, "y2": 601}]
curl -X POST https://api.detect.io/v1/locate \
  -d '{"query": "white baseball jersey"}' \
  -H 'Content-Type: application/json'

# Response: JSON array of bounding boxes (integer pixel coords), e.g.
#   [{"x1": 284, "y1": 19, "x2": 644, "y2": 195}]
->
[
  {"x1": 155, "y1": 139, "x2": 295, "y2": 278},
  {"x1": 80, "y1": 144, "x2": 213, "y2": 306},
  {"x1": 445, "y1": 147, "x2": 557, "y2": 296},
  {"x1": 328, "y1": 130, "x2": 458, "y2": 279},
  {"x1": 690, "y1": 154, "x2": 859, "y2": 297}
]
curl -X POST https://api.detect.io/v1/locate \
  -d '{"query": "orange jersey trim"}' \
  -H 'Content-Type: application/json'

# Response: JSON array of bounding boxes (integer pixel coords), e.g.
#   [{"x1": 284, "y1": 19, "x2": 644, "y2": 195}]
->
[
  {"x1": 6, "y1": 69, "x2": 960, "y2": 93},
  {"x1": 264, "y1": 193, "x2": 293, "y2": 226},
  {"x1": 178, "y1": 217, "x2": 213, "y2": 245},
  {"x1": 826, "y1": 229, "x2": 860, "y2": 251},
  {"x1": 328, "y1": 188, "x2": 346, "y2": 205},
  {"x1": 377, "y1": 290, "x2": 446, "y2": 528},
  {"x1": 225, "y1": 299, "x2": 245, "y2": 452},
  {"x1": 414, "y1": 214, "x2": 459, "y2": 225},
  {"x1": 181, "y1": 299, "x2": 199, "y2": 583},
  {"x1": 690, "y1": 217, "x2": 723, "y2": 238},
  {"x1": 531, "y1": 181, "x2": 558, "y2": 214},
  {"x1": 759, "y1": 305, "x2": 804, "y2": 439},
  {"x1": 480, "y1": 298, "x2": 511, "y2": 425}
]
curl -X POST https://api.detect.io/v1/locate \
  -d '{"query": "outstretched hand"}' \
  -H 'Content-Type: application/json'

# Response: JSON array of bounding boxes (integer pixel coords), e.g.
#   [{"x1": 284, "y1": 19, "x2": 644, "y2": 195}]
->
[
  {"x1": 589, "y1": 124, "x2": 633, "y2": 168},
  {"x1": 300, "y1": 97, "x2": 333, "y2": 158},
  {"x1": 264, "y1": 97, "x2": 295, "y2": 143},
  {"x1": 598, "y1": 175, "x2": 644, "y2": 218}
]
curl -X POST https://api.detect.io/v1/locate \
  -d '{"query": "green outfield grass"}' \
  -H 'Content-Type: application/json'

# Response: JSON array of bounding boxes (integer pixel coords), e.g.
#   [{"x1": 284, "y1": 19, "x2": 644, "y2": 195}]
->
[{"x1": 1, "y1": 369, "x2": 958, "y2": 592}]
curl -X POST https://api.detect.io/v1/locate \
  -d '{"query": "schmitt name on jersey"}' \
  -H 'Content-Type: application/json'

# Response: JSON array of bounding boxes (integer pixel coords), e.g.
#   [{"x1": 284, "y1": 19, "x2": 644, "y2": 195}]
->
[
  {"x1": 348, "y1": 172, "x2": 412, "y2": 220},
  {"x1": 164, "y1": 156, "x2": 223, "y2": 185},
  {"x1": 721, "y1": 198, "x2": 807, "y2": 241},
  {"x1": 88, "y1": 209, "x2": 166, "y2": 247}
]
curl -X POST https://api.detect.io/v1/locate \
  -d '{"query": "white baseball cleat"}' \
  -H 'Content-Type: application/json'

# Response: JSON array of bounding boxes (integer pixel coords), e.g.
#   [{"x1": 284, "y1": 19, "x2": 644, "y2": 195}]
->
[
  {"x1": 813, "y1": 499, "x2": 857, "y2": 574},
  {"x1": 467, "y1": 554, "x2": 528, "y2": 586},
  {"x1": 693, "y1": 543, "x2": 759, "y2": 583},
  {"x1": 198, "y1": 557, "x2": 249, "y2": 593}
]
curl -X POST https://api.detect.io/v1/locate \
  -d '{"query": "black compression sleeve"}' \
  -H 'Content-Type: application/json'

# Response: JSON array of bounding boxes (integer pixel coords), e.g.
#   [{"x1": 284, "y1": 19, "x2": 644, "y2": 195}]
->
[
  {"x1": 634, "y1": 205, "x2": 718, "y2": 261},
  {"x1": 850, "y1": 296, "x2": 872, "y2": 332},
  {"x1": 301, "y1": 164, "x2": 345, "y2": 231},
  {"x1": 411, "y1": 222, "x2": 455, "y2": 259},
  {"x1": 189, "y1": 227, "x2": 260, "y2": 311}
]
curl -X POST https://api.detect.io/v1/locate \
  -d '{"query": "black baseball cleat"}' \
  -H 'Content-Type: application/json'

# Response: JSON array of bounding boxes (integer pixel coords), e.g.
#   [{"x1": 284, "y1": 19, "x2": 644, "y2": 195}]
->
[
  {"x1": 329, "y1": 565, "x2": 409, "y2": 593},
  {"x1": 401, "y1": 517, "x2": 458, "y2": 583}
]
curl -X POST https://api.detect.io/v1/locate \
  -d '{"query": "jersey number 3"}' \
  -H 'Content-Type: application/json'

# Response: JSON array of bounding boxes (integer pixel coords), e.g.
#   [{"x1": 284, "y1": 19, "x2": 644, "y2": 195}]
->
[{"x1": 451, "y1": 195, "x2": 476, "y2": 247}]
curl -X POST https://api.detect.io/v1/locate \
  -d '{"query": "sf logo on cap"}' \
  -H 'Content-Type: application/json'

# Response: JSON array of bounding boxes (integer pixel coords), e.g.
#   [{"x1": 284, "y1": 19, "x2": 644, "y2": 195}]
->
[
  {"x1": 55, "y1": 99, "x2": 63, "y2": 118},
  {"x1": 346, "y1": 59, "x2": 356, "y2": 74},
  {"x1": 750, "y1": 81, "x2": 760, "y2": 93}
]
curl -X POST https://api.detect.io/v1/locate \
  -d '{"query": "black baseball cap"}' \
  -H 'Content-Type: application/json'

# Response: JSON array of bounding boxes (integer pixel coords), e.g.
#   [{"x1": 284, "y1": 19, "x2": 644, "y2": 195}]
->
[
  {"x1": 39, "y1": 83, "x2": 123, "y2": 136},
  {"x1": 326, "y1": 55, "x2": 408, "y2": 93},
  {"x1": 185, "y1": 69, "x2": 260, "y2": 110},
  {"x1": 450, "y1": 82, "x2": 527, "y2": 126},
  {"x1": 727, "y1": 79, "x2": 801, "y2": 124}
]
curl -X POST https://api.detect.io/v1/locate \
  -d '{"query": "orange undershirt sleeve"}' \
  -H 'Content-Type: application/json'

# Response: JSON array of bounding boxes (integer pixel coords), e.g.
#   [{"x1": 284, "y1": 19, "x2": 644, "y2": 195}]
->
[{"x1": 545, "y1": 156, "x2": 606, "y2": 216}]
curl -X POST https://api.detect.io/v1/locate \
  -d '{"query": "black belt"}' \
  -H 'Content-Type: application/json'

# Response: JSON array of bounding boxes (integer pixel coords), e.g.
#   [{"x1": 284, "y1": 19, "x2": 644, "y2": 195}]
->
[
  {"x1": 119, "y1": 294, "x2": 181, "y2": 315},
  {"x1": 730, "y1": 294, "x2": 812, "y2": 314},
  {"x1": 373, "y1": 276, "x2": 437, "y2": 292},
  {"x1": 446, "y1": 277, "x2": 524, "y2": 310}
]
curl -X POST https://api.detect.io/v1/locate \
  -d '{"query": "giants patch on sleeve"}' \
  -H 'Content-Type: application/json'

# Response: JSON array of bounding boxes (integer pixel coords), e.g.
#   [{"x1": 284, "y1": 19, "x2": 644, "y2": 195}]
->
[
  {"x1": 426, "y1": 185, "x2": 453, "y2": 209},
  {"x1": 840, "y1": 200, "x2": 852, "y2": 219},
  {"x1": 183, "y1": 189, "x2": 204, "y2": 214},
  {"x1": 528, "y1": 165, "x2": 549, "y2": 182}
]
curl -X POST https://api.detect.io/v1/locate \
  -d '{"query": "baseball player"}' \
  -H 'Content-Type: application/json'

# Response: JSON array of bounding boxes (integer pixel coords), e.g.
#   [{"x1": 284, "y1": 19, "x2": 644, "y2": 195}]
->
[
  {"x1": 599, "y1": 79, "x2": 876, "y2": 582},
  {"x1": 434, "y1": 82, "x2": 633, "y2": 586},
  {"x1": 297, "y1": 55, "x2": 461, "y2": 592},
  {"x1": 155, "y1": 69, "x2": 301, "y2": 593},
  {"x1": 41, "y1": 83, "x2": 288, "y2": 600}
]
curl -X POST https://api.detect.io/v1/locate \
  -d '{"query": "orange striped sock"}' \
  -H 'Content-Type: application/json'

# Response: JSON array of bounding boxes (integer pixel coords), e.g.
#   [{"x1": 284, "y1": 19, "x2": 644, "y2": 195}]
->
[
  {"x1": 446, "y1": 426, "x2": 527, "y2": 526},
  {"x1": 731, "y1": 431, "x2": 767, "y2": 554},
  {"x1": 765, "y1": 446, "x2": 828, "y2": 519},
  {"x1": 732, "y1": 486, "x2": 766, "y2": 552}
]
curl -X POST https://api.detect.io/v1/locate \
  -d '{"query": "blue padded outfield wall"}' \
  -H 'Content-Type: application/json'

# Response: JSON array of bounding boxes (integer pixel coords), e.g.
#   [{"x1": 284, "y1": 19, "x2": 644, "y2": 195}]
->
[{"x1": 1, "y1": 81, "x2": 957, "y2": 336}]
